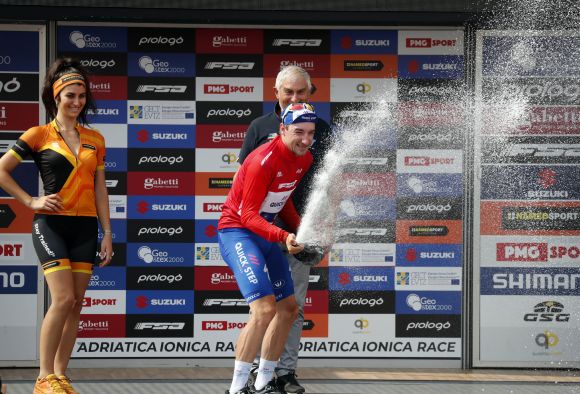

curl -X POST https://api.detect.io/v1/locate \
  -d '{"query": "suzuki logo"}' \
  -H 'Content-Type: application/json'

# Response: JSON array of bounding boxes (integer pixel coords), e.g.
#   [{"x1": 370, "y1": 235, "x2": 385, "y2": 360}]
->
[
  {"x1": 538, "y1": 168, "x2": 557, "y2": 189},
  {"x1": 137, "y1": 129, "x2": 149, "y2": 143}
]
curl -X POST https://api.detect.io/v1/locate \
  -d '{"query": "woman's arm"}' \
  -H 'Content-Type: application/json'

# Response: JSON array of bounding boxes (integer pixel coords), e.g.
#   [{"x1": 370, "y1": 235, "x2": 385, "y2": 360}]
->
[
  {"x1": 0, "y1": 152, "x2": 62, "y2": 211},
  {"x1": 94, "y1": 169, "x2": 113, "y2": 267}
]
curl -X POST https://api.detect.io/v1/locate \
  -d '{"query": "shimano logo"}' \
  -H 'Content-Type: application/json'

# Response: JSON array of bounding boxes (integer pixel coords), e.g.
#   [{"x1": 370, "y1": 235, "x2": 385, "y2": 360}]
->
[
  {"x1": 0, "y1": 272, "x2": 25, "y2": 288},
  {"x1": 406, "y1": 321, "x2": 451, "y2": 331},
  {"x1": 80, "y1": 58, "x2": 115, "y2": 69},
  {"x1": 406, "y1": 203, "x2": 451, "y2": 213},
  {"x1": 137, "y1": 226, "x2": 183, "y2": 237},
  {"x1": 272, "y1": 38, "x2": 322, "y2": 47},
  {"x1": 138, "y1": 36, "x2": 184, "y2": 46},
  {"x1": 137, "y1": 274, "x2": 182, "y2": 283},
  {"x1": 138, "y1": 155, "x2": 184, "y2": 166},
  {"x1": 339, "y1": 297, "x2": 384, "y2": 307},
  {"x1": 494, "y1": 273, "x2": 580, "y2": 289},
  {"x1": 207, "y1": 108, "x2": 251, "y2": 118}
]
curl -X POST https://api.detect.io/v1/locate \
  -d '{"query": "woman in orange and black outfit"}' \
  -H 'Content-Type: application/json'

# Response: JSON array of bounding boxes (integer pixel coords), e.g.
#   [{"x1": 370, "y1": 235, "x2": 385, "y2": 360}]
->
[{"x1": 0, "y1": 58, "x2": 113, "y2": 394}]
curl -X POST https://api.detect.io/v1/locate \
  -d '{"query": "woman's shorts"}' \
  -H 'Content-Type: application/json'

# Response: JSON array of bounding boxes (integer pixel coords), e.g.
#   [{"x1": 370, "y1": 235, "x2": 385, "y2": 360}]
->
[{"x1": 32, "y1": 214, "x2": 98, "y2": 275}]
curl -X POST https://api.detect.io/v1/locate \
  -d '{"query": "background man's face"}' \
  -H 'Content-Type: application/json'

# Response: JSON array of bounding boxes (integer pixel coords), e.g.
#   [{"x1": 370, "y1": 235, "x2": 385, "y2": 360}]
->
[{"x1": 275, "y1": 77, "x2": 311, "y2": 111}]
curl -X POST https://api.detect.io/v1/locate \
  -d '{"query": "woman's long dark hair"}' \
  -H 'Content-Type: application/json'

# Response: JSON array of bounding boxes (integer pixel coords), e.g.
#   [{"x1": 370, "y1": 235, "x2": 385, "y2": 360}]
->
[{"x1": 41, "y1": 57, "x2": 96, "y2": 125}]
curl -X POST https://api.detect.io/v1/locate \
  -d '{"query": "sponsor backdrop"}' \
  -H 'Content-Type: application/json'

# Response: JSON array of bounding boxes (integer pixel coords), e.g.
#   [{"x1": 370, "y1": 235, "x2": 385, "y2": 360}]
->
[
  {"x1": 0, "y1": 25, "x2": 45, "y2": 361},
  {"x1": 1, "y1": 23, "x2": 465, "y2": 364},
  {"x1": 474, "y1": 31, "x2": 580, "y2": 366}
]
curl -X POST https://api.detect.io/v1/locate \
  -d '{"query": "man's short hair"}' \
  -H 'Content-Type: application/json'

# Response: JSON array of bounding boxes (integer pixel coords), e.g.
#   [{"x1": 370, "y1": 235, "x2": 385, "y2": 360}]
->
[{"x1": 275, "y1": 65, "x2": 312, "y2": 92}]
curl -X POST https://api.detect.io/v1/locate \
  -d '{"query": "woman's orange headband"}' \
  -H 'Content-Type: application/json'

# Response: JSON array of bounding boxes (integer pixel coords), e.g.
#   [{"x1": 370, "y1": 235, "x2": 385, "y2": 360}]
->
[{"x1": 52, "y1": 73, "x2": 86, "y2": 98}]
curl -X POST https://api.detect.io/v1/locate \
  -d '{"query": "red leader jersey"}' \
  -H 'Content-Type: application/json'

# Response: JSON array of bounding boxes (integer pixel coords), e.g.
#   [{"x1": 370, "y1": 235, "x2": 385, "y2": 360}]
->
[{"x1": 218, "y1": 135, "x2": 313, "y2": 243}]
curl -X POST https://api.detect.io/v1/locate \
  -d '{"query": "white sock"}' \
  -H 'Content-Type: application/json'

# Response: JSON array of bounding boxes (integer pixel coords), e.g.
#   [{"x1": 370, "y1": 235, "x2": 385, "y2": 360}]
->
[
  {"x1": 254, "y1": 358, "x2": 277, "y2": 390},
  {"x1": 230, "y1": 360, "x2": 252, "y2": 393}
]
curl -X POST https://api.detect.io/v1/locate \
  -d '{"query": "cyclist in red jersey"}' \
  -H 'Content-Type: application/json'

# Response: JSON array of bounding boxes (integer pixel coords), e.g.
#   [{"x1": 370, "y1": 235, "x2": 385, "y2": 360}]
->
[
  {"x1": 0, "y1": 58, "x2": 112, "y2": 394},
  {"x1": 218, "y1": 103, "x2": 317, "y2": 394}
]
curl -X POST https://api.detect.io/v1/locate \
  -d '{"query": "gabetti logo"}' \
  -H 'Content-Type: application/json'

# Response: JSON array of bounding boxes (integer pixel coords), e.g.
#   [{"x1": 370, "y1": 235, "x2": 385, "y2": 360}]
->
[
  {"x1": 144, "y1": 177, "x2": 179, "y2": 190},
  {"x1": 524, "y1": 301, "x2": 570, "y2": 322},
  {"x1": 69, "y1": 31, "x2": 117, "y2": 49},
  {"x1": 138, "y1": 36, "x2": 184, "y2": 46},
  {"x1": 213, "y1": 35, "x2": 247, "y2": 47},
  {"x1": 202, "y1": 321, "x2": 247, "y2": 330},
  {"x1": 212, "y1": 130, "x2": 245, "y2": 142},
  {"x1": 82, "y1": 297, "x2": 117, "y2": 307},
  {"x1": 280, "y1": 60, "x2": 314, "y2": 70},
  {"x1": 0, "y1": 272, "x2": 24, "y2": 288},
  {"x1": 203, "y1": 84, "x2": 255, "y2": 94},
  {"x1": 80, "y1": 58, "x2": 115, "y2": 69},
  {"x1": 137, "y1": 226, "x2": 183, "y2": 237},
  {"x1": 138, "y1": 56, "x2": 185, "y2": 74},
  {"x1": 205, "y1": 62, "x2": 255, "y2": 70},
  {"x1": 496, "y1": 243, "x2": 548, "y2": 262},
  {"x1": 207, "y1": 108, "x2": 252, "y2": 118},
  {"x1": 406, "y1": 38, "x2": 458, "y2": 48},
  {"x1": 203, "y1": 203, "x2": 223, "y2": 213},
  {"x1": 210, "y1": 272, "x2": 236, "y2": 285},
  {"x1": 404, "y1": 156, "x2": 455, "y2": 166},
  {"x1": 272, "y1": 39, "x2": 322, "y2": 47},
  {"x1": 406, "y1": 293, "x2": 453, "y2": 312},
  {"x1": 0, "y1": 77, "x2": 20, "y2": 93},
  {"x1": 0, "y1": 243, "x2": 22, "y2": 257},
  {"x1": 78, "y1": 320, "x2": 109, "y2": 331}
]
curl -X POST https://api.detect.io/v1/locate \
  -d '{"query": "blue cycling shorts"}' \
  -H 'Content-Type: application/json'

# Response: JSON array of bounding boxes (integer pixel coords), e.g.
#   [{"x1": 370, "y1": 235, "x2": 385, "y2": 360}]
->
[{"x1": 218, "y1": 228, "x2": 294, "y2": 304}]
